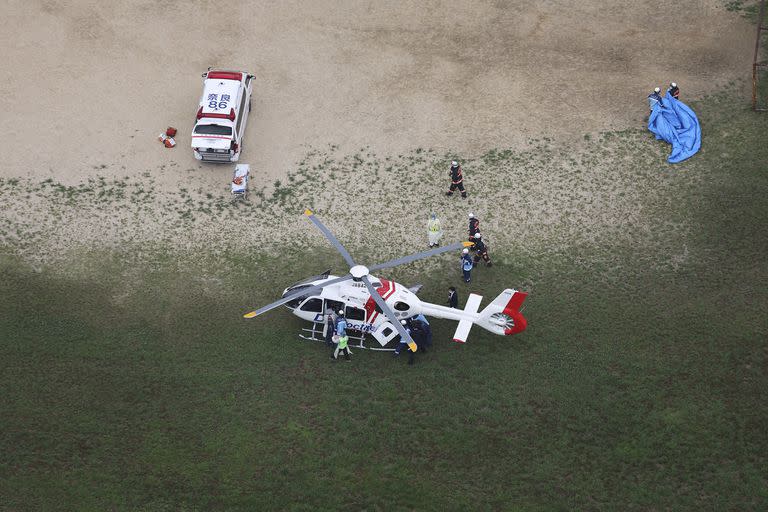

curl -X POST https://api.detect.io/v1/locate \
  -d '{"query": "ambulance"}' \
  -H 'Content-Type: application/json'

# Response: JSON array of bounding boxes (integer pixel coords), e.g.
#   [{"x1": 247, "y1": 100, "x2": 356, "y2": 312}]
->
[{"x1": 192, "y1": 69, "x2": 254, "y2": 162}]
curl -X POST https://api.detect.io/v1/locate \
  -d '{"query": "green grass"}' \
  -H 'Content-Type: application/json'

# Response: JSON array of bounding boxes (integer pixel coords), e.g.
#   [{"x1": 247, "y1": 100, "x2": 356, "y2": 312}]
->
[{"x1": 2, "y1": 89, "x2": 768, "y2": 510}]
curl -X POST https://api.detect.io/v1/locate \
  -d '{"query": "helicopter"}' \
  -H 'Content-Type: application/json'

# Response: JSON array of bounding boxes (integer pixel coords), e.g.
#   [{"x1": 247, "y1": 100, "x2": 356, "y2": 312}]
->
[{"x1": 243, "y1": 210, "x2": 528, "y2": 352}]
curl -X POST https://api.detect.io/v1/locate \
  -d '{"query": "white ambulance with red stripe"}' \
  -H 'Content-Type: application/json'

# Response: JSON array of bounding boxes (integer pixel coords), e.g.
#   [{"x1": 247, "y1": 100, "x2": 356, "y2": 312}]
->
[{"x1": 192, "y1": 69, "x2": 254, "y2": 162}]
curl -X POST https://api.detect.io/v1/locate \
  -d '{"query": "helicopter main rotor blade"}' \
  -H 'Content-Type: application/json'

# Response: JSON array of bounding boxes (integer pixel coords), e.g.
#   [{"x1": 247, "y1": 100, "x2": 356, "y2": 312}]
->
[
  {"x1": 361, "y1": 275, "x2": 416, "y2": 349},
  {"x1": 368, "y1": 241, "x2": 473, "y2": 272},
  {"x1": 243, "y1": 274, "x2": 353, "y2": 319},
  {"x1": 304, "y1": 209, "x2": 356, "y2": 267}
]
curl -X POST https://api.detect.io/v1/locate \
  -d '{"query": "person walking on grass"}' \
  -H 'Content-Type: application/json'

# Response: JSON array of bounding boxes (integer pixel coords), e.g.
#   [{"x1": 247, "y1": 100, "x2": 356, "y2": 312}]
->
[
  {"x1": 427, "y1": 212, "x2": 443, "y2": 248},
  {"x1": 446, "y1": 160, "x2": 467, "y2": 199},
  {"x1": 461, "y1": 248, "x2": 473, "y2": 283},
  {"x1": 472, "y1": 233, "x2": 492, "y2": 267}
]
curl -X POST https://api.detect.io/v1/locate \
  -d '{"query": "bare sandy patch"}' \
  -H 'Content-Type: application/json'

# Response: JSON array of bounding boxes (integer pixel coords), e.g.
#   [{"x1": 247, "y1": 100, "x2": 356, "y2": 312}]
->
[{"x1": 0, "y1": 0, "x2": 753, "y2": 190}]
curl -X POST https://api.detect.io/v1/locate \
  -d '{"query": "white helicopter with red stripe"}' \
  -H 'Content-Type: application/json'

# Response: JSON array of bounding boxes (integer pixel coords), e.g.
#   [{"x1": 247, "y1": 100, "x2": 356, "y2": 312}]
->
[{"x1": 244, "y1": 210, "x2": 528, "y2": 352}]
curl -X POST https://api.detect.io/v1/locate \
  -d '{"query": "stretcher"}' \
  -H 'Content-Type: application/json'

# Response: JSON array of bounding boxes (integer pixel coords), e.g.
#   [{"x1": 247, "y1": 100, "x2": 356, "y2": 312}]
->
[{"x1": 231, "y1": 164, "x2": 249, "y2": 200}]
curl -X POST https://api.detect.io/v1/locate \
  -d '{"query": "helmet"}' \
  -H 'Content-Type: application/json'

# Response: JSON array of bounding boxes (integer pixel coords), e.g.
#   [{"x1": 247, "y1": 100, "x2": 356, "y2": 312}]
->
[
  {"x1": 462, "y1": 248, "x2": 469, "y2": 254},
  {"x1": 451, "y1": 160, "x2": 458, "y2": 167},
  {"x1": 654, "y1": 87, "x2": 661, "y2": 93},
  {"x1": 337, "y1": 310, "x2": 344, "y2": 316},
  {"x1": 670, "y1": 82, "x2": 677, "y2": 88},
  {"x1": 468, "y1": 213, "x2": 474, "y2": 218},
  {"x1": 475, "y1": 233, "x2": 482, "y2": 239},
  {"x1": 400, "y1": 319, "x2": 408, "y2": 325}
]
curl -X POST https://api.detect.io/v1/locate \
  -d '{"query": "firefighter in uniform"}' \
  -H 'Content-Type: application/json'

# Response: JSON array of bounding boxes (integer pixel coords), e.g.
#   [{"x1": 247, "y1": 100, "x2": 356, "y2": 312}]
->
[
  {"x1": 667, "y1": 82, "x2": 680, "y2": 100},
  {"x1": 472, "y1": 233, "x2": 492, "y2": 267},
  {"x1": 446, "y1": 160, "x2": 467, "y2": 199},
  {"x1": 468, "y1": 213, "x2": 480, "y2": 246}
]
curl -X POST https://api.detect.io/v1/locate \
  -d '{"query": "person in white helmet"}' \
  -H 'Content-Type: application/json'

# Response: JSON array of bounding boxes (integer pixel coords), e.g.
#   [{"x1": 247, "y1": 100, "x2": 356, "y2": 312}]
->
[
  {"x1": 667, "y1": 82, "x2": 680, "y2": 100},
  {"x1": 468, "y1": 213, "x2": 480, "y2": 246},
  {"x1": 460, "y1": 248, "x2": 473, "y2": 283},
  {"x1": 446, "y1": 160, "x2": 467, "y2": 199},
  {"x1": 648, "y1": 87, "x2": 663, "y2": 112},
  {"x1": 427, "y1": 212, "x2": 443, "y2": 248},
  {"x1": 472, "y1": 233, "x2": 492, "y2": 267}
]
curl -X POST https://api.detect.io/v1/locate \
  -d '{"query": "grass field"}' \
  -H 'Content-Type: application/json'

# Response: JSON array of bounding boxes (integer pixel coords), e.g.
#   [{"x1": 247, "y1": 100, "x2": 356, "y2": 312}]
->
[{"x1": 1, "y1": 90, "x2": 767, "y2": 510}]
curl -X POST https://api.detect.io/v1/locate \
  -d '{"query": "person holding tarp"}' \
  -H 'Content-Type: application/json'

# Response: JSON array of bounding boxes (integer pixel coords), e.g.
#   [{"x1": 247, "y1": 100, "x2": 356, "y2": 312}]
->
[
  {"x1": 648, "y1": 90, "x2": 701, "y2": 163},
  {"x1": 647, "y1": 87, "x2": 663, "y2": 111}
]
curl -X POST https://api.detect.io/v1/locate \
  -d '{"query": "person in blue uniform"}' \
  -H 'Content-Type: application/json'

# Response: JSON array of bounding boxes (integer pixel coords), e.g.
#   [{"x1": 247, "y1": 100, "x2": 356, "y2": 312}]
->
[
  {"x1": 411, "y1": 314, "x2": 432, "y2": 353},
  {"x1": 647, "y1": 87, "x2": 662, "y2": 111},
  {"x1": 461, "y1": 248, "x2": 473, "y2": 283}
]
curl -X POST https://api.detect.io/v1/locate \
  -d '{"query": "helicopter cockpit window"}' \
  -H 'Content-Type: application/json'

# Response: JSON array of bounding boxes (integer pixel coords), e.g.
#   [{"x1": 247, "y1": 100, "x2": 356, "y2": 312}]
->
[
  {"x1": 394, "y1": 301, "x2": 410, "y2": 311},
  {"x1": 284, "y1": 284, "x2": 313, "y2": 309},
  {"x1": 299, "y1": 298, "x2": 323, "y2": 313},
  {"x1": 345, "y1": 307, "x2": 366, "y2": 321}
]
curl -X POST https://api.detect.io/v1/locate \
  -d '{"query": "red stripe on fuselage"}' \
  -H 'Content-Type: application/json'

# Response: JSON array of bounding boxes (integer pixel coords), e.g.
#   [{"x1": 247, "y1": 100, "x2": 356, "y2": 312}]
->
[{"x1": 364, "y1": 279, "x2": 395, "y2": 323}]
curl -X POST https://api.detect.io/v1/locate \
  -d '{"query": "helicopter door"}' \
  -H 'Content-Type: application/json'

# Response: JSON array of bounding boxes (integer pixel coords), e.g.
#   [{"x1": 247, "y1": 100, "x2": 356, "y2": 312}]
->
[{"x1": 370, "y1": 321, "x2": 399, "y2": 347}]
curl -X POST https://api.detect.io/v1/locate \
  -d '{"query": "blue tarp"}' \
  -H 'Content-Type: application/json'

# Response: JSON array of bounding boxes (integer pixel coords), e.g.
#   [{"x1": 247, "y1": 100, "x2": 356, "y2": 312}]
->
[{"x1": 648, "y1": 95, "x2": 701, "y2": 163}]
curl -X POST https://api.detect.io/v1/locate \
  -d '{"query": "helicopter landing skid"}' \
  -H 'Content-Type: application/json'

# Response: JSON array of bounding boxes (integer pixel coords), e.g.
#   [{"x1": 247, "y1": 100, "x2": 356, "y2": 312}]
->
[{"x1": 299, "y1": 322, "x2": 396, "y2": 352}]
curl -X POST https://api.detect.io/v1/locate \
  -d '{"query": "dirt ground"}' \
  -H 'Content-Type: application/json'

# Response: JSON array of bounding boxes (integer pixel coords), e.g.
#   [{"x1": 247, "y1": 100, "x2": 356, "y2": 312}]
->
[{"x1": 1, "y1": 0, "x2": 754, "y2": 190}]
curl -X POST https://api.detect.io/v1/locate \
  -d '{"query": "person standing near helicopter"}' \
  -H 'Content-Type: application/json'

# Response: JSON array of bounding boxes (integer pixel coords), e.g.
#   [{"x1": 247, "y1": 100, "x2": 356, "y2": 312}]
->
[
  {"x1": 472, "y1": 233, "x2": 492, "y2": 267},
  {"x1": 447, "y1": 286, "x2": 458, "y2": 308},
  {"x1": 393, "y1": 319, "x2": 417, "y2": 365},
  {"x1": 331, "y1": 310, "x2": 351, "y2": 361},
  {"x1": 323, "y1": 308, "x2": 336, "y2": 347},
  {"x1": 427, "y1": 212, "x2": 443, "y2": 248},
  {"x1": 468, "y1": 213, "x2": 480, "y2": 246},
  {"x1": 461, "y1": 248, "x2": 473, "y2": 283}
]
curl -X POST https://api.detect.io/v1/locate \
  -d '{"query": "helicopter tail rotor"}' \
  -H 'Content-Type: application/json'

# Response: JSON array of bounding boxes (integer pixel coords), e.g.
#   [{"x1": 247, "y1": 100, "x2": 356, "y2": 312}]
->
[{"x1": 475, "y1": 289, "x2": 528, "y2": 336}]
